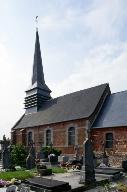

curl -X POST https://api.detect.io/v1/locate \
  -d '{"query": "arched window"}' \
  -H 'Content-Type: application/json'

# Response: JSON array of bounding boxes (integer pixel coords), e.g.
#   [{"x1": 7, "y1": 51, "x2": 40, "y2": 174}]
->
[
  {"x1": 105, "y1": 133, "x2": 113, "y2": 148},
  {"x1": 68, "y1": 127, "x2": 75, "y2": 145},
  {"x1": 28, "y1": 131, "x2": 32, "y2": 145},
  {"x1": 46, "y1": 130, "x2": 51, "y2": 146}
]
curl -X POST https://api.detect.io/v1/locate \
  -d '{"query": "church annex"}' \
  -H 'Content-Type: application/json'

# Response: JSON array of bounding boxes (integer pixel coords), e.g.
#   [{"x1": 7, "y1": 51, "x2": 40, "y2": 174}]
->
[{"x1": 11, "y1": 30, "x2": 127, "y2": 166}]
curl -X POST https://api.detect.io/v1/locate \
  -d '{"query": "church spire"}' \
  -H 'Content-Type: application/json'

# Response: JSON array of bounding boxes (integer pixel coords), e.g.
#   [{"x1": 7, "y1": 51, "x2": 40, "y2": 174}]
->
[
  {"x1": 32, "y1": 30, "x2": 45, "y2": 85},
  {"x1": 24, "y1": 28, "x2": 51, "y2": 114}
]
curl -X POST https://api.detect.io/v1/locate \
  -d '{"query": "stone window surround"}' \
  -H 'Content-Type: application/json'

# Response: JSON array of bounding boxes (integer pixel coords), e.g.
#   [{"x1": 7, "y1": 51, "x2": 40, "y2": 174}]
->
[
  {"x1": 44, "y1": 128, "x2": 53, "y2": 146},
  {"x1": 66, "y1": 124, "x2": 78, "y2": 147},
  {"x1": 26, "y1": 129, "x2": 34, "y2": 145}
]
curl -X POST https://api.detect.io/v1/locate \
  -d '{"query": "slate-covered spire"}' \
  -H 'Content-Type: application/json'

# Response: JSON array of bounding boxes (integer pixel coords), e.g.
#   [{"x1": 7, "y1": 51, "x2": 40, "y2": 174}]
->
[
  {"x1": 24, "y1": 30, "x2": 51, "y2": 114},
  {"x1": 32, "y1": 30, "x2": 45, "y2": 85}
]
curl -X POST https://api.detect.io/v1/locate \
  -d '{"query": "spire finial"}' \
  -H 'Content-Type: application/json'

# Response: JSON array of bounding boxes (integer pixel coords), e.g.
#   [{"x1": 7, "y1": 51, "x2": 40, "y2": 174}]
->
[{"x1": 35, "y1": 16, "x2": 38, "y2": 31}]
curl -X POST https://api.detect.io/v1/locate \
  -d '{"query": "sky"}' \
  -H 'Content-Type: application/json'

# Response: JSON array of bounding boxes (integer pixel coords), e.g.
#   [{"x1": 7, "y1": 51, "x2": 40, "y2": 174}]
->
[{"x1": 0, "y1": 0, "x2": 127, "y2": 139}]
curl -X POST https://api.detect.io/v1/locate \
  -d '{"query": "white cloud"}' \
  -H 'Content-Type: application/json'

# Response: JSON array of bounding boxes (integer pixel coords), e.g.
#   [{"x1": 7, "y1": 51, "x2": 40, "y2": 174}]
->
[
  {"x1": 84, "y1": 0, "x2": 127, "y2": 41},
  {"x1": 52, "y1": 42, "x2": 127, "y2": 97}
]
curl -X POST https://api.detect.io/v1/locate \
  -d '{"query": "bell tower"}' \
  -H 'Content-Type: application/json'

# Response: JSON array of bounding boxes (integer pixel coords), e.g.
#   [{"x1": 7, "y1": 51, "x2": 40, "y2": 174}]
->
[{"x1": 24, "y1": 29, "x2": 51, "y2": 114}]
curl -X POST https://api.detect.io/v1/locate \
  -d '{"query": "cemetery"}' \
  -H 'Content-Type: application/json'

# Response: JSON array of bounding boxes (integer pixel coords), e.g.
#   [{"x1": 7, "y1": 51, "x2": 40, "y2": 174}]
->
[{"x1": 0, "y1": 134, "x2": 127, "y2": 192}]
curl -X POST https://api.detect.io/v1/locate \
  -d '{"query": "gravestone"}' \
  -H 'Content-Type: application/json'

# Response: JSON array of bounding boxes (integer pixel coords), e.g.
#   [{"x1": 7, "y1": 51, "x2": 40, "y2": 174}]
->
[
  {"x1": 58, "y1": 156, "x2": 69, "y2": 163},
  {"x1": 80, "y1": 138, "x2": 96, "y2": 185},
  {"x1": 74, "y1": 145, "x2": 80, "y2": 160},
  {"x1": 37, "y1": 151, "x2": 45, "y2": 159},
  {"x1": 20, "y1": 186, "x2": 30, "y2": 192},
  {"x1": 85, "y1": 139, "x2": 96, "y2": 184},
  {"x1": 2, "y1": 135, "x2": 11, "y2": 169},
  {"x1": 6, "y1": 185, "x2": 16, "y2": 192},
  {"x1": 103, "y1": 151, "x2": 109, "y2": 166},
  {"x1": 26, "y1": 140, "x2": 36, "y2": 169}
]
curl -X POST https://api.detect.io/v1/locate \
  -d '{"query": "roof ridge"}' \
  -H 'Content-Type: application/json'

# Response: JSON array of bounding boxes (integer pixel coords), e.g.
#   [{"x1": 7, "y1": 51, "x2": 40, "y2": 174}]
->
[
  {"x1": 111, "y1": 90, "x2": 127, "y2": 95},
  {"x1": 52, "y1": 83, "x2": 109, "y2": 100}
]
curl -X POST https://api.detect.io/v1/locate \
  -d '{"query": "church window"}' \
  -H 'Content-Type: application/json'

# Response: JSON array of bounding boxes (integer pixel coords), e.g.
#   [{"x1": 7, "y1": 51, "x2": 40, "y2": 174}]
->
[
  {"x1": 27, "y1": 131, "x2": 33, "y2": 145},
  {"x1": 105, "y1": 133, "x2": 113, "y2": 148},
  {"x1": 46, "y1": 129, "x2": 51, "y2": 146},
  {"x1": 68, "y1": 127, "x2": 75, "y2": 145}
]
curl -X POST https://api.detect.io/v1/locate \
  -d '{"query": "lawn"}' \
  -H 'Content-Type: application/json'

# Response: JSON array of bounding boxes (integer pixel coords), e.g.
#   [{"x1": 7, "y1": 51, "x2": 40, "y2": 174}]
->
[
  {"x1": 0, "y1": 170, "x2": 35, "y2": 181},
  {"x1": 51, "y1": 167, "x2": 67, "y2": 174}
]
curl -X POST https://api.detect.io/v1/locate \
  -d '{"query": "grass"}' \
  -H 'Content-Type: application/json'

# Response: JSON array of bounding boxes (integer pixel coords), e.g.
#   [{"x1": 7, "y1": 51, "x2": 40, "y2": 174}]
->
[
  {"x1": 0, "y1": 170, "x2": 35, "y2": 181},
  {"x1": 51, "y1": 167, "x2": 67, "y2": 174},
  {"x1": 0, "y1": 167, "x2": 66, "y2": 181}
]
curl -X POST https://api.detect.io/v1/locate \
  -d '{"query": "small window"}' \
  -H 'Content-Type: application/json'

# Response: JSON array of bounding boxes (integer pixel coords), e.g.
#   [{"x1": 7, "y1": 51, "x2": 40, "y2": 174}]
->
[
  {"x1": 28, "y1": 131, "x2": 33, "y2": 145},
  {"x1": 68, "y1": 127, "x2": 75, "y2": 145},
  {"x1": 46, "y1": 130, "x2": 51, "y2": 146},
  {"x1": 105, "y1": 133, "x2": 113, "y2": 148}
]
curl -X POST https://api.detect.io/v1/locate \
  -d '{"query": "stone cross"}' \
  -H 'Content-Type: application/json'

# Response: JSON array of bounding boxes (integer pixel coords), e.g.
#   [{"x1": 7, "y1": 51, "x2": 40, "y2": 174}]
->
[
  {"x1": 85, "y1": 138, "x2": 96, "y2": 184},
  {"x1": 26, "y1": 140, "x2": 36, "y2": 169},
  {"x1": 2, "y1": 135, "x2": 11, "y2": 169},
  {"x1": 80, "y1": 128, "x2": 96, "y2": 185}
]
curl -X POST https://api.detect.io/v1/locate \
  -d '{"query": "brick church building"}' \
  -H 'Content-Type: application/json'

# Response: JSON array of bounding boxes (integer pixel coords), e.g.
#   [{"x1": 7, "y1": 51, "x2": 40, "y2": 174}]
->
[{"x1": 11, "y1": 30, "x2": 127, "y2": 166}]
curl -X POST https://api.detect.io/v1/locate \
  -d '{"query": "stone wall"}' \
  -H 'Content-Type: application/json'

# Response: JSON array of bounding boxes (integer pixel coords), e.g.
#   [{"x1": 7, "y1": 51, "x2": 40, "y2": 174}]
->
[{"x1": 91, "y1": 127, "x2": 127, "y2": 167}]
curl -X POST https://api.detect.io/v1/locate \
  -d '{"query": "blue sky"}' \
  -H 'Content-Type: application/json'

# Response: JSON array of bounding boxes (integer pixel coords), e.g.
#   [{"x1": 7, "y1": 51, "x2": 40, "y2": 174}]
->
[{"x1": 0, "y1": 0, "x2": 127, "y2": 139}]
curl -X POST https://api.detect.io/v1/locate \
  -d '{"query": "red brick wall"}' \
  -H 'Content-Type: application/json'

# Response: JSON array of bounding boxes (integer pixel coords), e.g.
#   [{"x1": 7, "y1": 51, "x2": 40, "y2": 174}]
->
[
  {"x1": 91, "y1": 127, "x2": 127, "y2": 167},
  {"x1": 13, "y1": 118, "x2": 88, "y2": 156}
]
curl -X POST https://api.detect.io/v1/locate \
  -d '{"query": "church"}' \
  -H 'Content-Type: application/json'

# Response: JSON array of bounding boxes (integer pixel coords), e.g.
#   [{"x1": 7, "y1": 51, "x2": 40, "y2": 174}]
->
[{"x1": 11, "y1": 29, "x2": 127, "y2": 166}]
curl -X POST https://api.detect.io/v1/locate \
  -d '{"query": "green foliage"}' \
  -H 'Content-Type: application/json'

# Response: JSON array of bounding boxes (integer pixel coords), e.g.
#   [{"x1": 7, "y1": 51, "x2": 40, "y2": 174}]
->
[
  {"x1": 41, "y1": 146, "x2": 61, "y2": 157},
  {"x1": 0, "y1": 170, "x2": 34, "y2": 181},
  {"x1": 11, "y1": 145, "x2": 28, "y2": 167},
  {"x1": 51, "y1": 167, "x2": 67, "y2": 174}
]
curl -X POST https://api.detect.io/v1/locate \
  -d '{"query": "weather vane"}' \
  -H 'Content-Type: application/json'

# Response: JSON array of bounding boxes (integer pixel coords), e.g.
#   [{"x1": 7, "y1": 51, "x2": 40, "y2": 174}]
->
[{"x1": 35, "y1": 16, "x2": 38, "y2": 31}]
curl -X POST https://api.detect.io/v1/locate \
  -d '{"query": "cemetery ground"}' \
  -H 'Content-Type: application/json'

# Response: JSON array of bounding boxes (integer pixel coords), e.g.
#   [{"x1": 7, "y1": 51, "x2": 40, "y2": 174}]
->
[
  {"x1": 1, "y1": 137, "x2": 127, "y2": 191},
  {"x1": 1, "y1": 168, "x2": 127, "y2": 191}
]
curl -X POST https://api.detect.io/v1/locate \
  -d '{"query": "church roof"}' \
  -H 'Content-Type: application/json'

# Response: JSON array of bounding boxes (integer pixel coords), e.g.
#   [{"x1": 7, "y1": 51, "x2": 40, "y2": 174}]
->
[
  {"x1": 13, "y1": 83, "x2": 108, "y2": 129},
  {"x1": 92, "y1": 90, "x2": 127, "y2": 128}
]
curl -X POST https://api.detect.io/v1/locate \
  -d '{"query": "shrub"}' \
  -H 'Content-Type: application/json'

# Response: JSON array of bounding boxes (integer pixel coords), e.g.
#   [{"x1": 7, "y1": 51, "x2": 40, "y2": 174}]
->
[
  {"x1": 41, "y1": 146, "x2": 61, "y2": 158},
  {"x1": 11, "y1": 145, "x2": 28, "y2": 167}
]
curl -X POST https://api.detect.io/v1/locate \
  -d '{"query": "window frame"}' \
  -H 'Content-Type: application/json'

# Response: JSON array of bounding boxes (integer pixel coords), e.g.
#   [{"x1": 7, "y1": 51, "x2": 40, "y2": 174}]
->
[
  {"x1": 105, "y1": 132, "x2": 113, "y2": 149},
  {"x1": 68, "y1": 127, "x2": 75, "y2": 146}
]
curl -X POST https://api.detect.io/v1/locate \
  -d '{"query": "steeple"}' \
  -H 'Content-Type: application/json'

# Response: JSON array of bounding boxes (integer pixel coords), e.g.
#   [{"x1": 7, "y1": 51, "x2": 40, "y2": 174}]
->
[
  {"x1": 32, "y1": 30, "x2": 45, "y2": 85},
  {"x1": 24, "y1": 30, "x2": 51, "y2": 114}
]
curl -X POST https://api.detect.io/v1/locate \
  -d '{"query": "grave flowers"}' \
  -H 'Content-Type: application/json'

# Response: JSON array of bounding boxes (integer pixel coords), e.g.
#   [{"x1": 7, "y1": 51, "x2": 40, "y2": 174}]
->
[{"x1": 0, "y1": 179, "x2": 7, "y2": 187}]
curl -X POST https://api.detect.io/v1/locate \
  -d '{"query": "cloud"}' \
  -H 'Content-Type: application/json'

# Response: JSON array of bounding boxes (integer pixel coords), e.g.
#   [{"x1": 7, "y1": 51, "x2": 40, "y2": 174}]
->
[
  {"x1": 39, "y1": 0, "x2": 127, "y2": 44},
  {"x1": 0, "y1": 42, "x2": 25, "y2": 138},
  {"x1": 51, "y1": 42, "x2": 127, "y2": 97}
]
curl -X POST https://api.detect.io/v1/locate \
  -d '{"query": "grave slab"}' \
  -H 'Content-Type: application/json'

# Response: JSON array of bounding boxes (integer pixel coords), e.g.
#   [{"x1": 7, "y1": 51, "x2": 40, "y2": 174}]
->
[{"x1": 25, "y1": 177, "x2": 71, "y2": 192}]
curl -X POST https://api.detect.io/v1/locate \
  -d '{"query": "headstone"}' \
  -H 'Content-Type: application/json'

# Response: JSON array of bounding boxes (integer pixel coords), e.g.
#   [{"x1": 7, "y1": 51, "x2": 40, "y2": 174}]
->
[
  {"x1": 6, "y1": 185, "x2": 16, "y2": 192},
  {"x1": 26, "y1": 140, "x2": 36, "y2": 169},
  {"x1": 26, "y1": 153, "x2": 34, "y2": 170},
  {"x1": 80, "y1": 138, "x2": 96, "y2": 185},
  {"x1": 20, "y1": 186, "x2": 30, "y2": 192},
  {"x1": 74, "y1": 145, "x2": 80, "y2": 160},
  {"x1": 85, "y1": 139, "x2": 96, "y2": 184},
  {"x1": 17, "y1": 183, "x2": 26, "y2": 191},
  {"x1": 37, "y1": 151, "x2": 45, "y2": 159},
  {"x1": 58, "y1": 156, "x2": 69, "y2": 163},
  {"x1": 103, "y1": 151, "x2": 109, "y2": 166},
  {"x1": 2, "y1": 135, "x2": 11, "y2": 169}
]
